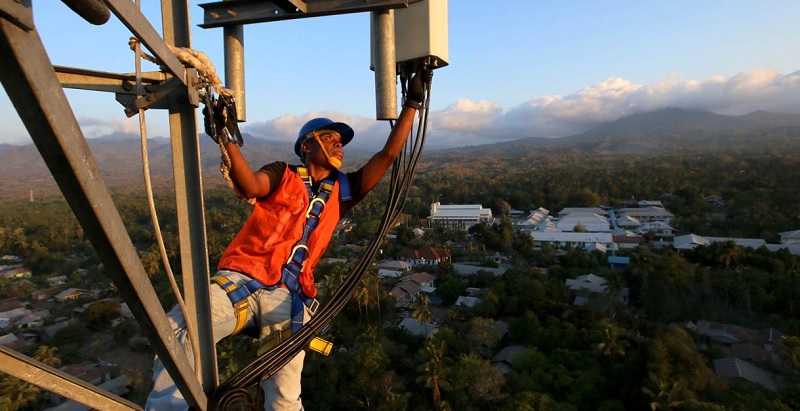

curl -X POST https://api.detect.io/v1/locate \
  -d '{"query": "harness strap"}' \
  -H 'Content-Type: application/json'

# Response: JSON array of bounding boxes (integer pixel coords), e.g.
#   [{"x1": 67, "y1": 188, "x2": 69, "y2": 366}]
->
[
  {"x1": 214, "y1": 167, "x2": 345, "y2": 343},
  {"x1": 337, "y1": 170, "x2": 352, "y2": 201},
  {"x1": 211, "y1": 275, "x2": 266, "y2": 335},
  {"x1": 279, "y1": 167, "x2": 339, "y2": 333}
]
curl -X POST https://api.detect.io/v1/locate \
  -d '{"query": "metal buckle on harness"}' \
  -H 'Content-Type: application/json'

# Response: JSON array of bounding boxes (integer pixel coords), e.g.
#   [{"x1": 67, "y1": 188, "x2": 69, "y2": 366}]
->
[
  {"x1": 286, "y1": 244, "x2": 310, "y2": 265},
  {"x1": 305, "y1": 298, "x2": 320, "y2": 315},
  {"x1": 305, "y1": 197, "x2": 326, "y2": 218}
]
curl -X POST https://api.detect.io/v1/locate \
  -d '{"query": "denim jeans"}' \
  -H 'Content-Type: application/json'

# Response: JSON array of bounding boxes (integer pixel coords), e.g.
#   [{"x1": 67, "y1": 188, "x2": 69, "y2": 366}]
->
[{"x1": 145, "y1": 270, "x2": 306, "y2": 411}]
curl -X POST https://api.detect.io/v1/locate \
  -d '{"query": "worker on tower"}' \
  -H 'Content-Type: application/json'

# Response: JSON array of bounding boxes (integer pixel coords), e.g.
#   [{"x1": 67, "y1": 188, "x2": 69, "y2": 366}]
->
[{"x1": 146, "y1": 67, "x2": 432, "y2": 410}]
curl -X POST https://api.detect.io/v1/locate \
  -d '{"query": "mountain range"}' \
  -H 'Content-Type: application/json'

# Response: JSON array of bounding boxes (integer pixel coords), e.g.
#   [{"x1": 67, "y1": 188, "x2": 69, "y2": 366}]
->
[{"x1": 2, "y1": 108, "x2": 800, "y2": 202}]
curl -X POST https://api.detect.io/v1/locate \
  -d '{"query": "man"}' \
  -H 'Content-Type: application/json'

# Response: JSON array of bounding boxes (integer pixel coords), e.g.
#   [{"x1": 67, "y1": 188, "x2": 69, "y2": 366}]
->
[{"x1": 146, "y1": 67, "x2": 431, "y2": 411}]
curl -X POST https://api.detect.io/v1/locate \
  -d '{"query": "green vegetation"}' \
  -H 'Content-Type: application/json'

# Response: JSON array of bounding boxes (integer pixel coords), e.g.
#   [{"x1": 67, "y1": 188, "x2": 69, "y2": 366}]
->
[{"x1": 1, "y1": 148, "x2": 800, "y2": 409}]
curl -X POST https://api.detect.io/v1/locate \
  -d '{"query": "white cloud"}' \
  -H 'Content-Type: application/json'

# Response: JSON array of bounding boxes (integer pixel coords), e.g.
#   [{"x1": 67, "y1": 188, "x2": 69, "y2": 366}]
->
[
  {"x1": 111, "y1": 118, "x2": 140, "y2": 135},
  {"x1": 77, "y1": 116, "x2": 141, "y2": 137},
  {"x1": 224, "y1": 68, "x2": 800, "y2": 151},
  {"x1": 430, "y1": 68, "x2": 800, "y2": 146}
]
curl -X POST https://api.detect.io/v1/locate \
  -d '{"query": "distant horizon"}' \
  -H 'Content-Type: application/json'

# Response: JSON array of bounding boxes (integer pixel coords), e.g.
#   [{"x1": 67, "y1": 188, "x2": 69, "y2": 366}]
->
[
  {"x1": 2, "y1": 1, "x2": 800, "y2": 150},
  {"x1": 3, "y1": 106, "x2": 798, "y2": 153}
]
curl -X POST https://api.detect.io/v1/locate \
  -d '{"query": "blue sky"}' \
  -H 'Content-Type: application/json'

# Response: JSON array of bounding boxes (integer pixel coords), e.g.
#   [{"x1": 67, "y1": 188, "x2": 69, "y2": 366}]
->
[{"x1": 2, "y1": 1, "x2": 800, "y2": 150}]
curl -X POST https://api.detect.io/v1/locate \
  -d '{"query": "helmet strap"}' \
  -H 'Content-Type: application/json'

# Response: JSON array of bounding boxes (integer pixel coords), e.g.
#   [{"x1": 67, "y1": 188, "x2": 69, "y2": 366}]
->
[{"x1": 313, "y1": 132, "x2": 342, "y2": 169}]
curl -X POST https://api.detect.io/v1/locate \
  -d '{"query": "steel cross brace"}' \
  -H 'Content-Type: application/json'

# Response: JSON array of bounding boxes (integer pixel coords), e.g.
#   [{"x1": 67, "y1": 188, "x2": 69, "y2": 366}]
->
[
  {"x1": 199, "y1": 0, "x2": 422, "y2": 28},
  {"x1": 0, "y1": 346, "x2": 142, "y2": 411},
  {"x1": 0, "y1": 11, "x2": 208, "y2": 411}
]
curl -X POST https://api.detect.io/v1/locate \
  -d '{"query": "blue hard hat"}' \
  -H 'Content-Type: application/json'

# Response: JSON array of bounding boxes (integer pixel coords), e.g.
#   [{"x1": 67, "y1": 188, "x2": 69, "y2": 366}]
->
[{"x1": 294, "y1": 117, "x2": 354, "y2": 159}]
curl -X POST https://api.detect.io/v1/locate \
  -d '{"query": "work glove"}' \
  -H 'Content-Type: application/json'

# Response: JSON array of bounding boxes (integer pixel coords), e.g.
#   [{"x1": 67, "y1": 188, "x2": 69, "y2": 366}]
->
[
  {"x1": 404, "y1": 67, "x2": 433, "y2": 110},
  {"x1": 203, "y1": 96, "x2": 227, "y2": 143},
  {"x1": 203, "y1": 96, "x2": 243, "y2": 146}
]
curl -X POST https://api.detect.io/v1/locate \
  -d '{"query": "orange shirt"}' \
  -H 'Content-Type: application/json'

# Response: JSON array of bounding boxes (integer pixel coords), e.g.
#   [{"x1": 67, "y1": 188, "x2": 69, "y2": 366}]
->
[{"x1": 218, "y1": 164, "x2": 344, "y2": 298}]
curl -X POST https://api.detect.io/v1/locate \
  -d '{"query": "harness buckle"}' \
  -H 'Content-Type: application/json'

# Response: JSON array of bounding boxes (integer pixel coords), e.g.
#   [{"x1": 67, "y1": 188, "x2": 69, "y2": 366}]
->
[
  {"x1": 286, "y1": 244, "x2": 310, "y2": 265},
  {"x1": 305, "y1": 197, "x2": 326, "y2": 218},
  {"x1": 305, "y1": 298, "x2": 320, "y2": 315}
]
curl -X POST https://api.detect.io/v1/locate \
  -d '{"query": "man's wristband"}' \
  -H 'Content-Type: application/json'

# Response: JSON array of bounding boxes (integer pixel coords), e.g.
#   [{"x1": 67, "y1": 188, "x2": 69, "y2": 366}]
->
[{"x1": 404, "y1": 99, "x2": 422, "y2": 110}]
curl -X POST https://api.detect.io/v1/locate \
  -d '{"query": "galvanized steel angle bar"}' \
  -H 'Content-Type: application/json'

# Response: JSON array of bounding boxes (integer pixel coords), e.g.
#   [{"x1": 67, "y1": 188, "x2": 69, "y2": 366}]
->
[
  {"x1": 0, "y1": 0, "x2": 33, "y2": 31},
  {"x1": 0, "y1": 346, "x2": 142, "y2": 411},
  {"x1": 0, "y1": 18, "x2": 208, "y2": 411},
  {"x1": 199, "y1": 0, "x2": 422, "y2": 28},
  {"x1": 103, "y1": 0, "x2": 189, "y2": 86}
]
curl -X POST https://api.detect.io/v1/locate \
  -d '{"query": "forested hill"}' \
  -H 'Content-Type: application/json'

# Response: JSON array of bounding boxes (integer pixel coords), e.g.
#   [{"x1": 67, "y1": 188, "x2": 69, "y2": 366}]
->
[
  {"x1": 1, "y1": 108, "x2": 800, "y2": 201},
  {"x1": 429, "y1": 108, "x2": 800, "y2": 162}
]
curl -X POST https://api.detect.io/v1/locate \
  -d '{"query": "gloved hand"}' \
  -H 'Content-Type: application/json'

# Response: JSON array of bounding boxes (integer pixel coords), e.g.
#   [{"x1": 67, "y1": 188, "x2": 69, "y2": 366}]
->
[
  {"x1": 404, "y1": 67, "x2": 433, "y2": 109},
  {"x1": 203, "y1": 96, "x2": 228, "y2": 144}
]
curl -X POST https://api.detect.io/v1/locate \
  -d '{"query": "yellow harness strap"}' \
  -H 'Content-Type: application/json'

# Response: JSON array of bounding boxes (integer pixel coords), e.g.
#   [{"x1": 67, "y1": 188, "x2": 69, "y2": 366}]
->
[
  {"x1": 212, "y1": 274, "x2": 333, "y2": 355},
  {"x1": 211, "y1": 275, "x2": 250, "y2": 335},
  {"x1": 257, "y1": 328, "x2": 333, "y2": 357}
]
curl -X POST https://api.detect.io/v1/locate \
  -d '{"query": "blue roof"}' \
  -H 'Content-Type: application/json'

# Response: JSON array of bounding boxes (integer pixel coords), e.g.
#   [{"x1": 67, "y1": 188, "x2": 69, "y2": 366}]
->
[{"x1": 608, "y1": 256, "x2": 630, "y2": 265}]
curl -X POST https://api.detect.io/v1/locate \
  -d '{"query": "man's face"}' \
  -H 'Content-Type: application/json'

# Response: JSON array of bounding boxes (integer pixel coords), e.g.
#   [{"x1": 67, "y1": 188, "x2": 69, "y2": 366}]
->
[
  {"x1": 303, "y1": 130, "x2": 343, "y2": 166},
  {"x1": 314, "y1": 131, "x2": 342, "y2": 148}
]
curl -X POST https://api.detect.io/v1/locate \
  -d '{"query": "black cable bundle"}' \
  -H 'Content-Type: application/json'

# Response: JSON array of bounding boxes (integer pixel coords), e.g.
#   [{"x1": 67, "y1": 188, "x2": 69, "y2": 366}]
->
[{"x1": 211, "y1": 66, "x2": 433, "y2": 410}]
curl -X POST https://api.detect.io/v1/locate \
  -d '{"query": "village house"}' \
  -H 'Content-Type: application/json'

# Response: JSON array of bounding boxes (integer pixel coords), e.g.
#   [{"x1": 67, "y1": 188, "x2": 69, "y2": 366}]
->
[
  {"x1": 636, "y1": 221, "x2": 674, "y2": 237},
  {"x1": 397, "y1": 317, "x2": 437, "y2": 339},
  {"x1": 0, "y1": 265, "x2": 32, "y2": 279},
  {"x1": 491, "y1": 345, "x2": 526, "y2": 374},
  {"x1": 526, "y1": 231, "x2": 615, "y2": 252},
  {"x1": 389, "y1": 272, "x2": 437, "y2": 309},
  {"x1": 46, "y1": 275, "x2": 69, "y2": 287},
  {"x1": 565, "y1": 273, "x2": 629, "y2": 306},
  {"x1": 54, "y1": 288, "x2": 89, "y2": 303},
  {"x1": 687, "y1": 320, "x2": 785, "y2": 393},
  {"x1": 46, "y1": 362, "x2": 130, "y2": 407},
  {"x1": 375, "y1": 260, "x2": 412, "y2": 278},
  {"x1": 617, "y1": 206, "x2": 675, "y2": 225},
  {"x1": 398, "y1": 245, "x2": 451, "y2": 267}
]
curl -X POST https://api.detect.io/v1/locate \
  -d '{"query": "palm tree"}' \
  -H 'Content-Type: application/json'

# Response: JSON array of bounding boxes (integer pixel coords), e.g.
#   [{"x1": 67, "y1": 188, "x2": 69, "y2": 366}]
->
[
  {"x1": 595, "y1": 323, "x2": 630, "y2": 362},
  {"x1": 717, "y1": 241, "x2": 742, "y2": 269},
  {"x1": 140, "y1": 244, "x2": 161, "y2": 277},
  {"x1": 412, "y1": 293, "x2": 433, "y2": 337},
  {"x1": 0, "y1": 375, "x2": 40, "y2": 411},
  {"x1": 33, "y1": 345, "x2": 61, "y2": 368},
  {"x1": 417, "y1": 339, "x2": 451, "y2": 405},
  {"x1": 641, "y1": 373, "x2": 692, "y2": 411}
]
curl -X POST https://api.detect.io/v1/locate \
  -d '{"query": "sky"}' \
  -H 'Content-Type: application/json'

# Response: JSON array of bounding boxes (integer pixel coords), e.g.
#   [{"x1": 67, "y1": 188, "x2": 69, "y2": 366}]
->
[{"x1": 2, "y1": 1, "x2": 800, "y2": 151}]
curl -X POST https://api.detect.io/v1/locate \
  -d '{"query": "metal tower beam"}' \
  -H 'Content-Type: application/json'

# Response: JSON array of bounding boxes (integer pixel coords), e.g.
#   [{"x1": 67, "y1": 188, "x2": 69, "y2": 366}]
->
[
  {"x1": 199, "y1": 0, "x2": 421, "y2": 28},
  {"x1": 0, "y1": 8, "x2": 208, "y2": 410},
  {"x1": 160, "y1": 0, "x2": 219, "y2": 393},
  {"x1": 0, "y1": 346, "x2": 142, "y2": 411}
]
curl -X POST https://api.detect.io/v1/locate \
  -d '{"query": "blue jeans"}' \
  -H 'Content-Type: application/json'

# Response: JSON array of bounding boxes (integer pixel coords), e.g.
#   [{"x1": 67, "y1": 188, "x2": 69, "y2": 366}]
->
[{"x1": 145, "y1": 270, "x2": 306, "y2": 411}]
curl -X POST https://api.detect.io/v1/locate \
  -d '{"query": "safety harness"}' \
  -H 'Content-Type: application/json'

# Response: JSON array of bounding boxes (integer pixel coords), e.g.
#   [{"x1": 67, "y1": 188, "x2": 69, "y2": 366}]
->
[{"x1": 211, "y1": 166, "x2": 351, "y2": 354}]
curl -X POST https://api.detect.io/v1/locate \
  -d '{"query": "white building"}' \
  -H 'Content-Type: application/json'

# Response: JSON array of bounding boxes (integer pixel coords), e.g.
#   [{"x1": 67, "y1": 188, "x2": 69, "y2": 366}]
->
[
  {"x1": 617, "y1": 206, "x2": 674, "y2": 225},
  {"x1": 526, "y1": 232, "x2": 615, "y2": 251},
  {"x1": 554, "y1": 212, "x2": 611, "y2": 232},
  {"x1": 428, "y1": 202, "x2": 493, "y2": 230},
  {"x1": 514, "y1": 208, "x2": 551, "y2": 230},
  {"x1": 636, "y1": 221, "x2": 674, "y2": 237},
  {"x1": 779, "y1": 229, "x2": 800, "y2": 245},
  {"x1": 673, "y1": 234, "x2": 766, "y2": 251}
]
